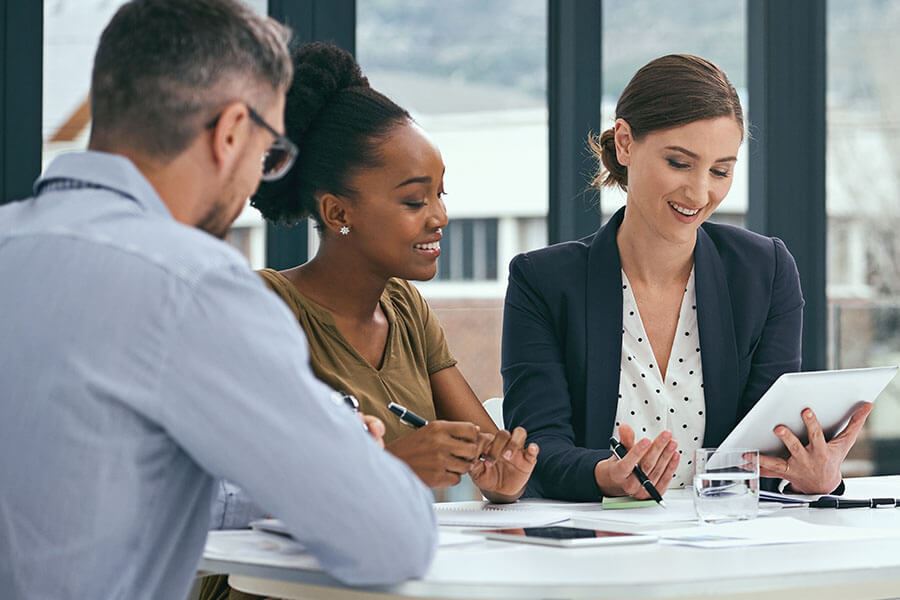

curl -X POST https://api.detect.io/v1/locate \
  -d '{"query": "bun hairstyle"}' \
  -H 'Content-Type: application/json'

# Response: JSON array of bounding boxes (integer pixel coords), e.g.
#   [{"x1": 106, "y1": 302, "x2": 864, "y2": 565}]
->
[
  {"x1": 590, "y1": 54, "x2": 743, "y2": 192},
  {"x1": 251, "y1": 42, "x2": 410, "y2": 226}
]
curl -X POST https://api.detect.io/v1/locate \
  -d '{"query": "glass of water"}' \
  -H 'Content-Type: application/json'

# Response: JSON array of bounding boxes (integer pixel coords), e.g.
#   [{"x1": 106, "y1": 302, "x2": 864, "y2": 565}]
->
[{"x1": 692, "y1": 448, "x2": 759, "y2": 523}]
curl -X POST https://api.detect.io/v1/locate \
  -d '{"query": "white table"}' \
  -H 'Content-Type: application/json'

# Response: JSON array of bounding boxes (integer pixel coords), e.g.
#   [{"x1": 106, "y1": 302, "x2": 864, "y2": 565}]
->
[{"x1": 201, "y1": 476, "x2": 900, "y2": 599}]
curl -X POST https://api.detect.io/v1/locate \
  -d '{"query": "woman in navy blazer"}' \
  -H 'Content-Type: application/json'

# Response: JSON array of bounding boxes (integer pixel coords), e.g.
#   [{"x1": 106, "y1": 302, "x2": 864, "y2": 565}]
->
[{"x1": 502, "y1": 55, "x2": 871, "y2": 501}]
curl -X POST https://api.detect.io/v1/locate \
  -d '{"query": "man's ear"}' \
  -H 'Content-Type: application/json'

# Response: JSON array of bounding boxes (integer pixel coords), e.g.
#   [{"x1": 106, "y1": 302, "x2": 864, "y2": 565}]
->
[
  {"x1": 209, "y1": 102, "x2": 252, "y2": 174},
  {"x1": 613, "y1": 118, "x2": 635, "y2": 167},
  {"x1": 319, "y1": 192, "x2": 352, "y2": 236}
]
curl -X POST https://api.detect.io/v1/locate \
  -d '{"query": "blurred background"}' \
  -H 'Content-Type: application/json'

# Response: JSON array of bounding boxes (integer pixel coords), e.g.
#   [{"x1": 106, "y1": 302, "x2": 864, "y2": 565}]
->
[{"x1": 19, "y1": 0, "x2": 900, "y2": 494}]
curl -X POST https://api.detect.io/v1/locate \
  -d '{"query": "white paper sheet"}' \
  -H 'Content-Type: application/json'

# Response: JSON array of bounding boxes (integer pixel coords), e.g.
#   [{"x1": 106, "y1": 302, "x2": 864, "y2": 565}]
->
[
  {"x1": 655, "y1": 516, "x2": 900, "y2": 548},
  {"x1": 433, "y1": 501, "x2": 569, "y2": 527}
]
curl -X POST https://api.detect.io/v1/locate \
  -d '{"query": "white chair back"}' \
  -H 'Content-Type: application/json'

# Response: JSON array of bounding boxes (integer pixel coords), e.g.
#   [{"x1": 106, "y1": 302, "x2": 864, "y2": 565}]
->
[{"x1": 482, "y1": 397, "x2": 504, "y2": 430}]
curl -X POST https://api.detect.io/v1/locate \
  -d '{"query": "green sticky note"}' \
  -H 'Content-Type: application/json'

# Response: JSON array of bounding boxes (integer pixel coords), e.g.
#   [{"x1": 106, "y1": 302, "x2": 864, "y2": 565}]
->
[{"x1": 601, "y1": 496, "x2": 657, "y2": 510}]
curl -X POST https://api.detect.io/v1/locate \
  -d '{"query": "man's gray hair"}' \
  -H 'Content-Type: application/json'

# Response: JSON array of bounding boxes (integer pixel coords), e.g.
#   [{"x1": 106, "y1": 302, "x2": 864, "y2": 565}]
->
[{"x1": 90, "y1": 0, "x2": 292, "y2": 160}]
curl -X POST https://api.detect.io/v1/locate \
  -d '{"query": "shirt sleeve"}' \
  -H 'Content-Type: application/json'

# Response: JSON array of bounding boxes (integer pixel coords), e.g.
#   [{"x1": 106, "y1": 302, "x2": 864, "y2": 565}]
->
[
  {"x1": 401, "y1": 280, "x2": 457, "y2": 374},
  {"x1": 208, "y1": 480, "x2": 268, "y2": 530},
  {"x1": 155, "y1": 264, "x2": 437, "y2": 585}
]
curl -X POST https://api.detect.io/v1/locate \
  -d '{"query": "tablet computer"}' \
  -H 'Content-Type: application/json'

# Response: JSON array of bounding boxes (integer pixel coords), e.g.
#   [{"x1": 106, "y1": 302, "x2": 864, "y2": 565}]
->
[
  {"x1": 718, "y1": 366, "x2": 898, "y2": 457},
  {"x1": 475, "y1": 526, "x2": 657, "y2": 548}
]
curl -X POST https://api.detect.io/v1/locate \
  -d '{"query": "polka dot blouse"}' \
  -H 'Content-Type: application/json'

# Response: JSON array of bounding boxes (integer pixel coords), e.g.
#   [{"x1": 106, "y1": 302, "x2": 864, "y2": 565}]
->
[{"x1": 614, "y1": 268, "x2": 706, "y2": 489}]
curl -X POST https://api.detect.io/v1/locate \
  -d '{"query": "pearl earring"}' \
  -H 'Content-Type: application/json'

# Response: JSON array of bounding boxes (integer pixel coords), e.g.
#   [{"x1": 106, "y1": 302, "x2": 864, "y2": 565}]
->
[{"x1": 339, "y1": 226, "x2": 351, "y2": 236}]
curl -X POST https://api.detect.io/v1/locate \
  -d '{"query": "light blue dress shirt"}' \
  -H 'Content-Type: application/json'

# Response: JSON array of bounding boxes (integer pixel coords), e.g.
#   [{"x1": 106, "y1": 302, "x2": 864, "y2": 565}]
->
[{"x1": 0, "y1": 152, "x2": 437, "y2": 600}]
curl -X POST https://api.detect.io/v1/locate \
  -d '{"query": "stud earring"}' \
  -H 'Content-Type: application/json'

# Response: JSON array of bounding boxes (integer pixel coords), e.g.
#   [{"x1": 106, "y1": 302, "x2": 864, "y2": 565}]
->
[{"x1": 339, "y1": 226, "x2": 351, "y2": 236}]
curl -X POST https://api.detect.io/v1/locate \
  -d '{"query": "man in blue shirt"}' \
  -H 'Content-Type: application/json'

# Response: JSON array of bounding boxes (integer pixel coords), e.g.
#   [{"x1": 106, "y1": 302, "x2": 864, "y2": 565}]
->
[{"x1": 0, "y1": 1, "x2": 436, "y2": 598}]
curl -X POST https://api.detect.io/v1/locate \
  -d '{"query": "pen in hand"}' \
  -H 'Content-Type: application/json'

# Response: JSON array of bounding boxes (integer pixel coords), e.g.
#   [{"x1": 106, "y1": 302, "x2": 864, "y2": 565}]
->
[
  {"x1": 387, "y1": 401, "x2": 429, "y2": 429},
  {"x1": 609, "y1": 436, "x2": 667, "y2": 508}
]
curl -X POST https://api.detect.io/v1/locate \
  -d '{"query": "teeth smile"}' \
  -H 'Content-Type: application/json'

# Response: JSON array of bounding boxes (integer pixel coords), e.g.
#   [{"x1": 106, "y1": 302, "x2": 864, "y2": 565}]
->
[
  {"x1": 414, "y1": 242, "x2": 440, "y2": 251},
  {"x1": 669, "y1": 202, "x2": 700, "y2": 216}
]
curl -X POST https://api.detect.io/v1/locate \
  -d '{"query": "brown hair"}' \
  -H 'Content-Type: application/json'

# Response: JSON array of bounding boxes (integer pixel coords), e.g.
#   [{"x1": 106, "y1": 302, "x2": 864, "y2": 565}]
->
[{"x1": 590, "y1": 54, "x2": 743, "y2": 191}]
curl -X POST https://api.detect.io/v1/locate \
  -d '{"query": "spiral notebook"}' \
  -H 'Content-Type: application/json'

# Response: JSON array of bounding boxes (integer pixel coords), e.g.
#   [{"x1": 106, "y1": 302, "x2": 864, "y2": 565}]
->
[{"x1": 433, "y1": 501, "x2": 569, "y2": 527}]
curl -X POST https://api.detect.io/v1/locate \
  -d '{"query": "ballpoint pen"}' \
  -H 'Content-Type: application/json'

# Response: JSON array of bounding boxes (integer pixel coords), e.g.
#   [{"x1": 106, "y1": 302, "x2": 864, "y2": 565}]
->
[
  {"x1": 609, "y1": 436, "x2": 667, "y2": 508},
  {"x1": 809, "y1": 496, "x2": 900, "y2": 509},
  {"x1": 332, "y1": 391, "x2": 368, "y2": 431},
  {"x1": 387, "y1": 401, "x2": 429, "y2": 429}
]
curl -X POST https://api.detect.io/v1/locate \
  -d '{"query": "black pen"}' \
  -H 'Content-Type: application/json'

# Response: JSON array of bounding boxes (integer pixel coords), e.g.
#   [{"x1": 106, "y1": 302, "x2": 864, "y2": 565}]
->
[
  {"x1": 388, "y1": 401, "x2": 429, "y2": 429},
  {"x1": 609, "y1": 436, "x2": 667, "y2": 508},
  {"x1": 809, "y1": 497, "x2": 900, "y2": 509}
]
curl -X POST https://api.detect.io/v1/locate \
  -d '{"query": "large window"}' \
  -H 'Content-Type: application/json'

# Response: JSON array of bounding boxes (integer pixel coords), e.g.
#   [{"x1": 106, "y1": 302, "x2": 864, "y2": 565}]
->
[
  {"x1": 600, "y1": 0, "x2": 747, "y2": 227},
  {"x1": 41, "y1": 0, "x2": 269, "y2": 268},
  {"x1": 827, "y1": 0, "x2": 900, "y2": 474},
  {"x1": 356, "y1": 0, "x2": 548, "y2": 409}
]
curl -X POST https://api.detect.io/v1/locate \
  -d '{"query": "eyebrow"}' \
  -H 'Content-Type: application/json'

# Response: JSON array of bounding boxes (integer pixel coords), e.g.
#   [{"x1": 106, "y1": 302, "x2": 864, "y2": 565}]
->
[
  {"x1": 394, "y1": 176, "x2": 432, "y2": 189},
  {"x1": 665, "y1": 146, "x2": 737, "y2": 163}
]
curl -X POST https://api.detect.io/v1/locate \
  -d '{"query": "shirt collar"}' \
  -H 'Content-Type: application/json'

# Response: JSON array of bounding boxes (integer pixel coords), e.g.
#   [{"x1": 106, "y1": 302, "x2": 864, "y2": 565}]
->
[{"x1": 35, "y1": 151, "x2": 173, "y2": 219}]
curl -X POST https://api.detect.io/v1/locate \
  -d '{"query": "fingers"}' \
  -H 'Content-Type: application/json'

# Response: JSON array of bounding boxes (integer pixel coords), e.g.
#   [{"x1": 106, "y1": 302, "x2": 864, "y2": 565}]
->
[
  {"x1": 638, "y1": 431, "x2": 673, "y2": 473},
  {"x1": 802, "y1": 408, "x2": 827, "y2": 452},
  {"x1": 654, "y1": 449, "x2": 680, "y2": 493},
  {"x1": 646, "y1": 439, "x2": 678, "y2": 483},
  {"x1": 481, "y1": 430, "x2": 511, "y2": 464},
  {"x1": 759, "y1": 454, "x2": 789, "y2": 478},
  {"x1": 774, "y1": 424, "x2": 805, "y2": 457},
  {"x1": 833, "y1": 403, "x2": 873, "y2": 447},
  {"x1": 361, "y1": 415, "x2": 386, "y2": 448},
  {"x1": 618, "y1": 423, "x2": 635, "y2": 449},
  {"x1": 501, "y1": 427, "x2": 528, "y2": 461},
  {"x1": 432, "y1": 420, "x2": 481, "y2": 443},
  {"x1": 611, "y1": 438, "x2": 651, "y2": 482}
]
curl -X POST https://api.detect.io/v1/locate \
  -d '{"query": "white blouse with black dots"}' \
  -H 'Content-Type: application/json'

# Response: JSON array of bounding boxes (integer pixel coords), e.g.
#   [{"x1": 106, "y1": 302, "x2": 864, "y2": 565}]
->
[{"x1": 614, "y1": 268, "x2": 706, "y2": 489}]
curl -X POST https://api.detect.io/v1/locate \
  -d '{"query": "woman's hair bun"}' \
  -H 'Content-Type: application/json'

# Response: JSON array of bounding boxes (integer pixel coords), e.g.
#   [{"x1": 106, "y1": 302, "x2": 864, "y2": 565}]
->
[
  {"x1": 289, "y1": 41, "x2": 370, "y2": 135},
  {"x1": 588, "y1": 128, "x2": 628, "y2": 191}
]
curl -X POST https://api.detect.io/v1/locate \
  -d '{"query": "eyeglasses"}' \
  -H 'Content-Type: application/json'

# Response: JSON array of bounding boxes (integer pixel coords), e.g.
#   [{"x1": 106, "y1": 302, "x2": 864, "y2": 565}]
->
[{"x1": 205, "y1": 104, "x2": 298, "y2": 182}]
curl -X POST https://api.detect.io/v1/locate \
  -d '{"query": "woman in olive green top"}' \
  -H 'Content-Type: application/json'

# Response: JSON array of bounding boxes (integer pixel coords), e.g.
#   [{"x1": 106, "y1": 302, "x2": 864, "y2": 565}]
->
[{"x1": 251, "y1": 42, "x2": 538, "y2": 499}]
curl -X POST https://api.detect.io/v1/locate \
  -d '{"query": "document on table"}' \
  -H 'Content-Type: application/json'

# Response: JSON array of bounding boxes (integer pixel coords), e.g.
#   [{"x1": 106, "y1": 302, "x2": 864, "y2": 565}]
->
[
  {"x1": 205, "y1": 530, "x2": 320, "y2": 569},
  {"x1": 656, "y1": 516, "x2": 900, "y2": 548},
  {"x1": 433, "y1": 501, "x2": 569, "y2": 527},
  {"x1": 573, "y1": 497, "x2": 782, "y2": 526},
  {"x1": 249, "y1": 518, "x2": 479, "y2": 547}
]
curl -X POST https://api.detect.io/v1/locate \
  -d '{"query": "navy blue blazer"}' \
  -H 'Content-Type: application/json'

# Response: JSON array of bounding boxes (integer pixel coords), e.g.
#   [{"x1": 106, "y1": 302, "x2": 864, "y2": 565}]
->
[{"x1": 502, "y1": 207, "x2": 804, "y2": 500}]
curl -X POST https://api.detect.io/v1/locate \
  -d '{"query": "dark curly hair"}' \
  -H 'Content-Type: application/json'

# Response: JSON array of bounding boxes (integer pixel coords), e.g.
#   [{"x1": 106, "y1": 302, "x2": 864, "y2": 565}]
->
[
  {"x1": 589, "y1": 54, "x2": 743, "y2": 192},
  {"x1": 251, "y1": 42, "x2": 411, "y2": 226}
]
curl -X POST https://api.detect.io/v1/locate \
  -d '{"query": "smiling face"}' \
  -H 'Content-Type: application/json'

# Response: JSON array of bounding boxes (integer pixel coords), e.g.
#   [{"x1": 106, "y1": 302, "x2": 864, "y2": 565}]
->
[
  {"x1": 323, "y1": 120, "x2": 449, "y2": 282},
  {"x1": 615, "y1": 116, "x2": 743, "y2": 244}
]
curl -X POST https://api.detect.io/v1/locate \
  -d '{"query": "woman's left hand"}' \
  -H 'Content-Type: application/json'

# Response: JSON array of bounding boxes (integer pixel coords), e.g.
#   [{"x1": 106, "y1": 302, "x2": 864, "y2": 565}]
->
[
  {"x1": 759, "y1": 403, "x2": 873, "y2": 494},
  {"x1": 470, "y1": 427, "x2": 539, "y2": 503}
]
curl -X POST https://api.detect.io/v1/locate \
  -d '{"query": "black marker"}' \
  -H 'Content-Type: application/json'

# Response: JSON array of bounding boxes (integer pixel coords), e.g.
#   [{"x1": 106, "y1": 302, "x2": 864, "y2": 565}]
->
[
  {"x1": 388, "y1": 402, "x2": 429, "y2": 429},
  {"x1": 609, "y1": 436, "x2": 667, "y2": 508}
]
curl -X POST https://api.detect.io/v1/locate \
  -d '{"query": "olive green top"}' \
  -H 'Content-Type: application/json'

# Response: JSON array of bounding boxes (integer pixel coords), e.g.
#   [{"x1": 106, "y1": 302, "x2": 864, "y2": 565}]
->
[{"x1": 258, "y1": 269, "x2": 457, "y2": 444}]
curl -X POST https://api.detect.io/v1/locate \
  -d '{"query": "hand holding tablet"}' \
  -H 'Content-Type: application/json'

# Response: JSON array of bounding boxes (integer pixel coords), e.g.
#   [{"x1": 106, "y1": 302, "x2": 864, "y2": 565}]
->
[{"x1": 717, "y1": 366, "x2": 897, "y2": 494}]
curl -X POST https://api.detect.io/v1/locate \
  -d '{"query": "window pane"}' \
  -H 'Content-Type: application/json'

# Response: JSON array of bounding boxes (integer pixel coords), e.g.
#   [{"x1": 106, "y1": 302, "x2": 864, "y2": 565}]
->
[
  {"x1": 827, "y1": 1, "x2": 900, "y2": 475},
  {"x1": 42, "y1": 0, "x2": 269, "y2": 268},
  {"x1": 601, "y1": 1, "x2": 747, "y2": 227},
  {"x1": 357, "y1": 0, "x2": 548, "y2": 404}
]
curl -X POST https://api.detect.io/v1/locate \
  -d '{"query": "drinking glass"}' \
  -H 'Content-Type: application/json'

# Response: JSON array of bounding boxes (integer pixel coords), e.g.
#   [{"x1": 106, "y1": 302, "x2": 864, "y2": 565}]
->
[{"x1": 692, "y1": 448, "x2": 759, "y2": 523}]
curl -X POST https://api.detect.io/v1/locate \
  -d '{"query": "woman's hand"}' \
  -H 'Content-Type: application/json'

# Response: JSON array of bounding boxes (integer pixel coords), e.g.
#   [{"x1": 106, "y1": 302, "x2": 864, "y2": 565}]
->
[
  {"x1": 470, "y1": 427, "x2": 539, "y2": 503},
  {"x1": 359, "y1": 413, "x2": 386, "y2": 448},
  {"x1": 594, "y1": 424, "x2": 679, "y2": 498},
  {"x1": 386, "y1": 421, "x2": 485, "y2": 488},
  {"x1": 759, "y1": 404, "x2": 873, "y2": 494}
]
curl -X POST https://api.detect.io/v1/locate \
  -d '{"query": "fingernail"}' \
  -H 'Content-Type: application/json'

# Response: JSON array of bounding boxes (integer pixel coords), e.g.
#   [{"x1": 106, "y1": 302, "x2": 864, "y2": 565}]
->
[
  {"x1": 803, "y1": 410, "x2": 812, "y2": 419},
  {"x1": 503, "y1": 450, "x2": 513, "y2": 460}
]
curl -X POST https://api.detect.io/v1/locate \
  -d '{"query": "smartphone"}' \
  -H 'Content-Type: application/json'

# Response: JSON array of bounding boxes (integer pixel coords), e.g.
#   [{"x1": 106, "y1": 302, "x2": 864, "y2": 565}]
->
[{"x1": 476, "y1": 526, "x2": 657, "y2": 547}]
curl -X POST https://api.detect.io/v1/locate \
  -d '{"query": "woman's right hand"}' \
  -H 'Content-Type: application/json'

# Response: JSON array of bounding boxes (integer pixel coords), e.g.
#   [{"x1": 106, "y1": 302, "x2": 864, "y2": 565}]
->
[
  {"x1": 386, "y1": 420, "x2": 485, "y2": 488},
  {"x1": 594, "y1": 424, "x2": 680, "y2": 498}
]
